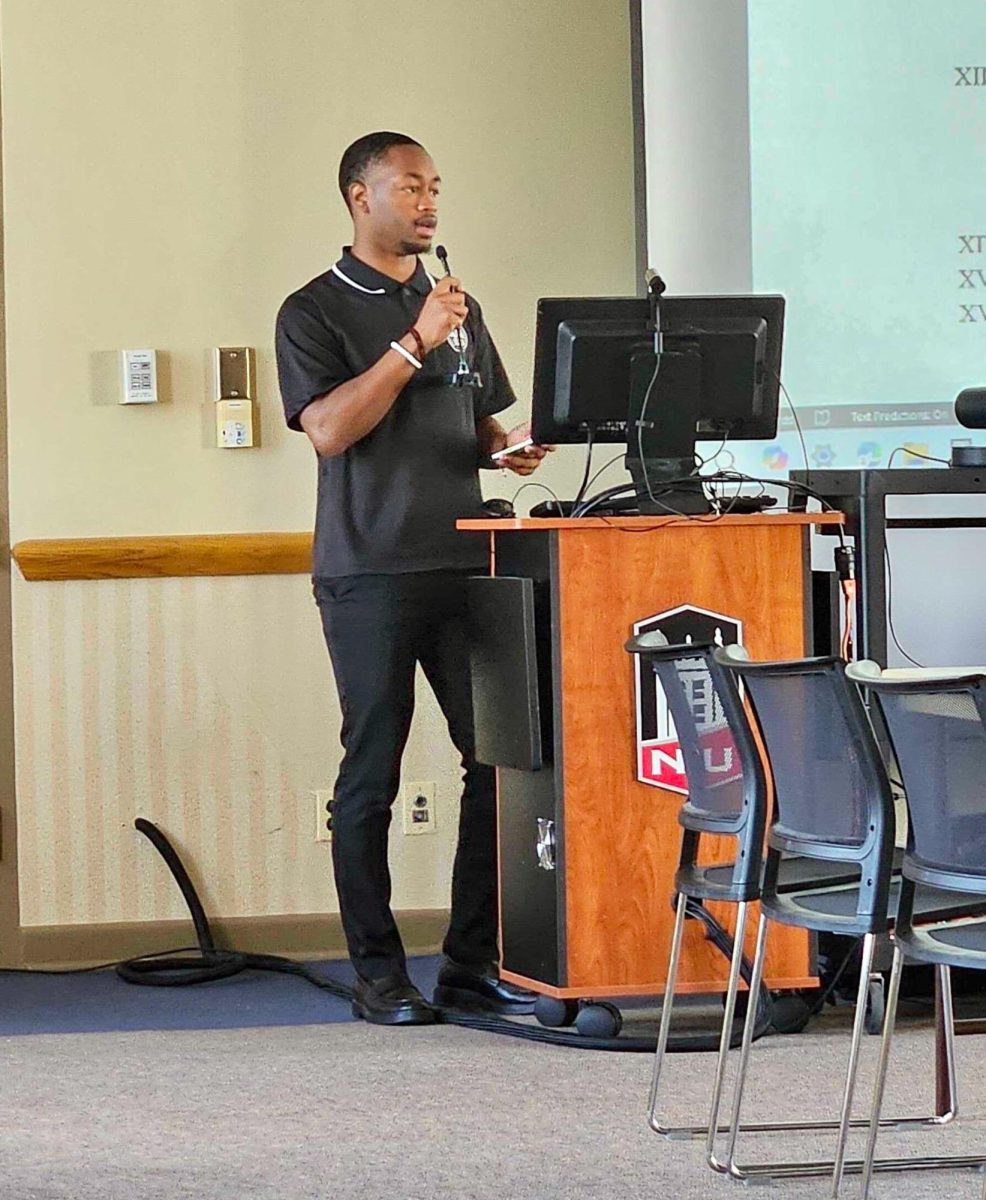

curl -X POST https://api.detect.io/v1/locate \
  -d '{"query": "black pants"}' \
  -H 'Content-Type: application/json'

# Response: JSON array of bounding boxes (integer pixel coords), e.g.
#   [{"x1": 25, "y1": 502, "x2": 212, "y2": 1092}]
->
[{"x1": 314, "y1": 570, "x2": 497, "y2": 982}]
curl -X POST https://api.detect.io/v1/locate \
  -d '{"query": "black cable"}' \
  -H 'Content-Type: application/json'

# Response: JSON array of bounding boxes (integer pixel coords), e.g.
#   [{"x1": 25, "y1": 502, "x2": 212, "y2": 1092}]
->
[
  {"x1": 115, "y1": 817, "x2": 244, "y2": 986},
  {"x1": 447, "y1": 896, "x2": 774, "y2": 1052},
  {"x1": 110, "y1": 819, "x2": 355, "y2": 996},
  {"x1": 635, "y1": 334, "x2": 663, "y2": 507},
  {"x1": 621, "y1": 336, "x2": 718, "y2": 516},
  {"x1": 683, "y1": 897, "x2": 774, "y2": 1038},
  {"x1": 706, "y1": 467, "x2": 754, "y2": 518},
  {"x1": 108, "y1": 819, "x2": 777, "y2": 1053},
  {"x1": 598, "y1": 366, "x2": 804, "y2": 524},
  {"x1": 509, "y1": 480, "x2": 563, "y2": 509},
  {"x1": 576, "y1": 471, "x2": 759, "y2": 529},
  {"x1": 575, "y1": 471, "x2": 717, "y2": 523},
  {"x1": 573, "y1": 482, "x2": 637, "y2": 518},
  {"x1": 717, "y1": 471, "x2": 848, "y2": 547},
  {"x1": 696, "y1": 433, "x2": 729, "y2": 471},
  {"x1": 887, "y1": 446, "x2": 950, "y2": 468},
  {"x1": 0, "y1": 947, "x2": 203, "y2": 976},
  {"x1": 772, "y1": 371, "x2": 810, "y2": 486},
  {"x1": 582, "y1": 452, "x2": 627, "y2": 495},
  {"x1": 572, "y1": 425, "x2": 596, "y2": 510},
  {"x1": 877, "y1": 445, "x2": 941, "y2": 666},
  {"x1": 884, "y1": 543, "x2": 924, "y2": 668},
  {"x1": 804, "y1": 938, "x2": 864, "y2": 1020},
  {"x1": 138, "y1": 819, "x2": 214, "y2": 950},
  {"x1": 717, "y1": 470, "x2": 838, "y2": 514},
  {"x1": 703, "y1": 471, "x2": 841, "y2": 524},
  {"x1": 510, "y1": 446, "x2": 614, "y2": 517},
  {"x1": 573, "y1": 463, "x2": 846, "y2": 531}
]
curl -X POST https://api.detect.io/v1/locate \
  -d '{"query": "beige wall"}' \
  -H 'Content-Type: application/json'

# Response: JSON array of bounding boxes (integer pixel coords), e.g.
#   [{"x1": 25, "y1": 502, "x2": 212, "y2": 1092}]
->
[
  {"x1": 1, "y1": 0, "x2": 636, "y2": 932},
  {"x1": 15, "y1": 574, "x2": 467, "y2": 926}
]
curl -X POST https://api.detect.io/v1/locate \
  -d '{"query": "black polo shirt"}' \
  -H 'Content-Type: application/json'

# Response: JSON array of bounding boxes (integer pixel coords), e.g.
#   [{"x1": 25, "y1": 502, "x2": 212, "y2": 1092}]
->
[{"x1": 276, "y1": 249, "x2": 516, "y2": 579}]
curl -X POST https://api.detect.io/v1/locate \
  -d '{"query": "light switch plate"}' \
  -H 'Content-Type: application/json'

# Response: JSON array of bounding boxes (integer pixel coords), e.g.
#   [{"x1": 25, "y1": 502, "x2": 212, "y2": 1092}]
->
[
  {"x1": 215, "y1": 347, "x2": 254, "y2": 400},
  {"x1": 120, "y1": 349, "x2": 158, "y2": 404}
]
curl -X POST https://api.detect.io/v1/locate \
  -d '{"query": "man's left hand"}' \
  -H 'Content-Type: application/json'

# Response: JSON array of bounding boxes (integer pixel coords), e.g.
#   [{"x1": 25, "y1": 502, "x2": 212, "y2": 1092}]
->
[{"x1": 496, "y1": 422, "x2": 554, "y2": 476}]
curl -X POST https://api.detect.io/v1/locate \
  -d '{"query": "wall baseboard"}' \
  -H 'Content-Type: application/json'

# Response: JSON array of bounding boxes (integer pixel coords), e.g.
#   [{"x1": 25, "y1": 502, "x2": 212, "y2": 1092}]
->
[{"x1": 14, "y1": 909, "x2": 449, "y2": 970}]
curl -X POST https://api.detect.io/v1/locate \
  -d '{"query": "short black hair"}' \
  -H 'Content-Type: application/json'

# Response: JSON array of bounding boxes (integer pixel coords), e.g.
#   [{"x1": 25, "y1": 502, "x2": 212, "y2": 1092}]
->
[{"x1": 338, "y1": 132, "x2": 423, "y2": 211}]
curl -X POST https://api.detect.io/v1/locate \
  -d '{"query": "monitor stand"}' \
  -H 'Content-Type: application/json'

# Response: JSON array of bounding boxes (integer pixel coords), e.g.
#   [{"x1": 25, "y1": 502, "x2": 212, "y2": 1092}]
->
[{"x1": 625, "y1": 347, "x2": 710, "y2": 515}]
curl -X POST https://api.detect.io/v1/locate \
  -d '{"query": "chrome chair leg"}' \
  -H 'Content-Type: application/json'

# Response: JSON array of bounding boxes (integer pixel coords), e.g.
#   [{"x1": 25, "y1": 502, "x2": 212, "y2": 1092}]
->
[
  {"x1": 704, "y1": 900, "x2": 750, "y2": 1150},
  {"x1": 937, "y1": 964, "x2": 958, "y2": 1123},
  {"x1": 649, "y1": 895, "x2": 754, "y2": 1141},
  {"x1": 859, "y1": 959, "x2": 970, "y2": 1200},
  {"x1": 649, "y1": 910, "x2": 963, "y2": 1165},
  {"x1": 711, "y1": 909, "x2": 769, "y2": 1173},
  {"x1": 831, "y1": 933, "x2": 877, "y2": 1196},
  {"x1": 648, "y1": 892, "x2": 689, "y2": 1135},
  {"x1": 709, "y1": 929, "x2": 981, "y2": 1188},
  {"x1": 861, "y1": 945, "x2": 905, "y2": 1200}
]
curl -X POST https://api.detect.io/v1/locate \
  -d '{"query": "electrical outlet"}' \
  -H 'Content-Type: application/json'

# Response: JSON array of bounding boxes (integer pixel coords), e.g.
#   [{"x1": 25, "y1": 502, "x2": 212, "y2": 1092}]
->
[
  {"x1": 313, "y1": 789, "x2": 333, "y2": 842},
  {"x1": 402, "y1": 780, "x2": 436, "y2": 836}
]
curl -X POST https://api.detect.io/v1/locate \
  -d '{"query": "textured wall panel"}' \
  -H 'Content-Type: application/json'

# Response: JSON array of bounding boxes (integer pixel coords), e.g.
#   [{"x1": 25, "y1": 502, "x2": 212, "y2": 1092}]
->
[{"x1": 12, "y1": 574, "x2": 463, "y2": 927}]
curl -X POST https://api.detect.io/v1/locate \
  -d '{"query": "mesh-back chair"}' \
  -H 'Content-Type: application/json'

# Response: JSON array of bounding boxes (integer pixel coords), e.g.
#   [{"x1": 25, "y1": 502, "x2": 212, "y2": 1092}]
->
[
  {"x1": 625, "y1": 634, "x2": 765, "y2": 1143},
  {"x1": 847, "y1": 662, "x2": 986, "y2": 1200},
  {"x1": 715, "y1": 647, "x2": 968, "y2": 1196},
  {"x1": 624, "y1": 634, "x2": 912, "y2": 1156}
]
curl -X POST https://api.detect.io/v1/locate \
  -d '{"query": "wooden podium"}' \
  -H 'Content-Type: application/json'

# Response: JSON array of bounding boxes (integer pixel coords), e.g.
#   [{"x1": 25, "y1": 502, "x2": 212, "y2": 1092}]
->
[{"x1": 458, "y1": 512, "x2": 843, "y2": 1001}]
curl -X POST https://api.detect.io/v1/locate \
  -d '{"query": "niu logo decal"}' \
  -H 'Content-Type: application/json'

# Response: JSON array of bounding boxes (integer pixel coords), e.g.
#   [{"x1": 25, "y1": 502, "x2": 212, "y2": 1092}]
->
[{"x1": 632, "y1": 604, "x2": 742, "y2": 795}]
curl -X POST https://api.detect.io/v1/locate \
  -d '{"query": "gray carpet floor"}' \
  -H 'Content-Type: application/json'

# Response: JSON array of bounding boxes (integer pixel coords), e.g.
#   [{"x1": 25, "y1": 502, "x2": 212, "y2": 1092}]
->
[{"x1": 3, "y1": 1013, "x2": 986, "y2": 1199}]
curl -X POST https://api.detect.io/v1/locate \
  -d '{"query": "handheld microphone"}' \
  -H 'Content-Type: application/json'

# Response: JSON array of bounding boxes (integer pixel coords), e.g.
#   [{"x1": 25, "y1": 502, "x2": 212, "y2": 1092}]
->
[{"x1": 431, "y1": 245, "x2": 483, "y2": 390}]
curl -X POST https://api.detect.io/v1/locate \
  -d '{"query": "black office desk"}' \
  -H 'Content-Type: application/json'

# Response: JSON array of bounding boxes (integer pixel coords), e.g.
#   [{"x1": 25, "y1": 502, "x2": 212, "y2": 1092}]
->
[{"x1": 792, "y1": 468, "x2": 986, "y2": 664}]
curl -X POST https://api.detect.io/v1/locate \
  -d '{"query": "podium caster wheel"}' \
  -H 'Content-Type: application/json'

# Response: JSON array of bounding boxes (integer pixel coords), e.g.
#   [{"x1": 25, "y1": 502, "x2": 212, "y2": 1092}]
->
[
  {"x1": 770, "y1": 992, "x2": 813, "y2": 1035},
  {"x1": 865, "y1": 977, "x2": 885, "y2": 1036},
  {"x1": 574, "y1": 1001, "x2": 623, "y2": 1039},
  {"x1": 534, "y1": 996, "x2": 580, "y2": 1027},
  {"x1": 722, "y1": 990, "x2": 750, "y2": 1018}
]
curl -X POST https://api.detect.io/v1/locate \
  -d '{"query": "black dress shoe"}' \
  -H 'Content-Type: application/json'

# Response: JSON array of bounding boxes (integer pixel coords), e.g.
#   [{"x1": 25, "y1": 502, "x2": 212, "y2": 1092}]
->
[
  {"x1": 351, "y1": 973, "x2": 436, "y2": 1026},
  {"x1": 433, "y1": 960, "x2": 536, "y2": 1016}
]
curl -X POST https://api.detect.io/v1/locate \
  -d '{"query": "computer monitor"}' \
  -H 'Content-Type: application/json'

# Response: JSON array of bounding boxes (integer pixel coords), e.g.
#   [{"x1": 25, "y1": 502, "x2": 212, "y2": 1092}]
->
[{"x1": 531, "y1": 295, "x2": 785, "y2": 513}]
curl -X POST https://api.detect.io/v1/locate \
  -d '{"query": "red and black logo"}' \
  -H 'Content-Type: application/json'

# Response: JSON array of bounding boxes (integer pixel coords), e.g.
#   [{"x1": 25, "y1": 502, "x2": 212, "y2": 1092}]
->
[{"x1": 632, "y1": 604, "x2": 743, "y2": 794}]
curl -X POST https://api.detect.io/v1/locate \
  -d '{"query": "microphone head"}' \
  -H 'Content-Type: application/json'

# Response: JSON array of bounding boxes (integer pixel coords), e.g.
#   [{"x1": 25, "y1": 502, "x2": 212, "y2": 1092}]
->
[
  {"x1": 955, "y1": 387, "x2": 986, "y2": 429},
  {"x1": 435, "y1": 244, "x2": 449, "y2": 268}
]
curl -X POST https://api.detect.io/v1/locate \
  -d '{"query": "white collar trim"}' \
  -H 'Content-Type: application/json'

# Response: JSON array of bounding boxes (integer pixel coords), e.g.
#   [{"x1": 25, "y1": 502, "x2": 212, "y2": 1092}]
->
[{"x1": 331, "y1": 263, "x2": 387, "y2": 295}]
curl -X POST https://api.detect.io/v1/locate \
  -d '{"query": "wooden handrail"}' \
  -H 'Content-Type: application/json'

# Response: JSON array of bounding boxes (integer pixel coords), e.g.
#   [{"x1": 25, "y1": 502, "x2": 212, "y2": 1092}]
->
[
  {"x1": 11, "y1": 533, "x2": 313, "y2": 581},
  {"x1": 13, "y1": 512, "x2": 846, "y2": 581}
]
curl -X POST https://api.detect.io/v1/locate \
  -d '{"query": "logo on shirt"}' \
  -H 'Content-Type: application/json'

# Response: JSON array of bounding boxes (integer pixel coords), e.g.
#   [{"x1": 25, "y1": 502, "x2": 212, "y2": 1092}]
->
[{"x1": 447, "y1": 326, "x2": 470, "y2": 354}]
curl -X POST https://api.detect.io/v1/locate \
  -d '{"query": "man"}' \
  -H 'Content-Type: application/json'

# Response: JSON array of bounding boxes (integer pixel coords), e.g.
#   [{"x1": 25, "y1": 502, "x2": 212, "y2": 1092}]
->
[{"x1": 276, "y1": 132, "x2": 550, "y2": 1025}]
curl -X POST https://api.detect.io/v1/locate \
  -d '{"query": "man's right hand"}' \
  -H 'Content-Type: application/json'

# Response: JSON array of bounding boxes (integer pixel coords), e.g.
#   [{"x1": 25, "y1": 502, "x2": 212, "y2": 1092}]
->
[{"x1": 414, "y1": 276, "x2": 469, "y2": 353}]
